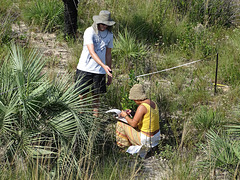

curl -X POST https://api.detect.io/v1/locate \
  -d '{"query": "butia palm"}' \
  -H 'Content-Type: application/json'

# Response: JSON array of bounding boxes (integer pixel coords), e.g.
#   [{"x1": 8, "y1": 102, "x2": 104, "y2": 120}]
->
[
  {"x1": 0, "y1": 44, "x2": 98, "y2": 177},
  {"x1": 200, "y1": 129, "x2": 240, "y2": 173}
]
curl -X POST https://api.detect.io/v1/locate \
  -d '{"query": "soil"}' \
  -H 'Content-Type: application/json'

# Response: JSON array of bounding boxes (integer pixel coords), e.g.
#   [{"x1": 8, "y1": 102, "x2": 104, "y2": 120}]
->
[{"x1": 11, "y1": 21, "x2": 71, "y2": 76}]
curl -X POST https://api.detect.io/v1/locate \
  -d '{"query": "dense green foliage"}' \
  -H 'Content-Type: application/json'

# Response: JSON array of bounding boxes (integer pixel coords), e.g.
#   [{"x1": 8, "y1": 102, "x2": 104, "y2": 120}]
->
[
  {"x1": 0, "y1": 44, "x2": 103, "y2": 179},
  {"x1": 22, "y1": 0, "x2": 64, "y2": 32},
  {"x1": 1, "y1": 0, "x2": 240, "y2": 179}
]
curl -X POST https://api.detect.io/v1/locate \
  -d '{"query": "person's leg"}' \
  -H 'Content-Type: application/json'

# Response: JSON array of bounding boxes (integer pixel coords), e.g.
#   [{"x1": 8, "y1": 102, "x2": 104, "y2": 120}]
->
[
  {"x1": 116, "y1": 121, "x2": 141, "y2": 148},
  {"x1": 75, "y1": 69, "x2": 93, "y2": 113},
  {"x1": 92, "y1": 74, "x2": 106, "y2": 117},
  {"x1": 75, "y1": 69, "x2": 93, "y2": 94},
  {"x1": 92, "y1": 95, "x2": 100, "y2": 117}
]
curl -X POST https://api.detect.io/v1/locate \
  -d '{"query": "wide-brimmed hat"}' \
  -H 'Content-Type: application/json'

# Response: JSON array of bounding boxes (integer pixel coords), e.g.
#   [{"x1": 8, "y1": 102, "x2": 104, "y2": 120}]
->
[
  {"x1": 129, "y1": 84, "x2": 147, "y2": 100},
  {"x1": 93, "y1": 10, "x2": 115, "y2": 26}
]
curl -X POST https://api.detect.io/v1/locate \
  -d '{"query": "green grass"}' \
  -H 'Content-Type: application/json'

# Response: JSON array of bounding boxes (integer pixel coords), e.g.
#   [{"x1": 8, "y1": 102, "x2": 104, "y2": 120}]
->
[
  {"x1": 200, "y1": 130, "x2": 240, "y2": 178},
  {"x1": 21, "y1": 0, "x2": 64, "y2": 32},
  {"x1": 0, "y1": 0, "x2": 12, "y2": 14},
  {"x1": 112, "y1": 28, "x2": 150, "y2": 74},
  {"x1": 1, "y1": 0, "x2": 240, "y2": 179}
]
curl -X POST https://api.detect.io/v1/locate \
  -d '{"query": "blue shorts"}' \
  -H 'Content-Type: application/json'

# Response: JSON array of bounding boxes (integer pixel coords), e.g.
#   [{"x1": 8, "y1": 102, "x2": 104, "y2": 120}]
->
[{"x1": 75, "y1": 69, "x2": 106, "y2": 95}]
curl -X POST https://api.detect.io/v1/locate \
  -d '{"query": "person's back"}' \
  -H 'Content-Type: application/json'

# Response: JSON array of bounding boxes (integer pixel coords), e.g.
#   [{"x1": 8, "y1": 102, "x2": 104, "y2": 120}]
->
[
  {"x1": 116, "y1": 84, "x2": 161, "y2": 158},
  {"x1": 137, "y1": 102, "x2": 160, "y2": 135}
]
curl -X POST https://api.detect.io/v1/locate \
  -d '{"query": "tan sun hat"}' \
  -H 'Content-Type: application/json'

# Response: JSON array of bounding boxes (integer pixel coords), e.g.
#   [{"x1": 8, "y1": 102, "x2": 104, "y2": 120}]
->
[
  {"x1": 93, "y1": 10, "x2": 115, "y2": 26},
  {"x1": 129, "y1": 84, "x2": 147, "y2": 100}
]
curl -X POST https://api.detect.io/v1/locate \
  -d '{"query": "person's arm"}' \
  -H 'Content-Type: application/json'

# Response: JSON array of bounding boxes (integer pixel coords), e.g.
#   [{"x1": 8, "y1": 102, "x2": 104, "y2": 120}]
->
[
  {"x1": 86, "y1": 44, "x2": 112, "y2": 77},
  {"x1": 120, "y1": 105, "x2": 147, "y2": 127},
  {"x1": 106, "y1": 47, "x2": 112, "y2": 85}
]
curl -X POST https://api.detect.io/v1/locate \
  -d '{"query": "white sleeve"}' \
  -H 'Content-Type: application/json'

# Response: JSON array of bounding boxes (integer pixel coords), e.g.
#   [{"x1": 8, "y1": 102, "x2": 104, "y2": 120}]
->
[{"x1": 83, "y1": 27, "x2": 94, "y2": 45}]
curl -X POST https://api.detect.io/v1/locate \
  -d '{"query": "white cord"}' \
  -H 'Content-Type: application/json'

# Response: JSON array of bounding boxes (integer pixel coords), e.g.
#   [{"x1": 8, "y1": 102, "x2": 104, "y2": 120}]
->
[{"x1": 136, "y1": 59, "x2": 203, "y2": 78}]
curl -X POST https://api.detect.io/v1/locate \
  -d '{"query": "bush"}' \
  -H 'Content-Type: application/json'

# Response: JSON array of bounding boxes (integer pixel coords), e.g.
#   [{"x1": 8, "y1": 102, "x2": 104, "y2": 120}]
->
[
  {"x1": 217, "y1": 29, "x2": 240, "y2": 86},
  {"x1": 112, "y1": 28, "x2": 149, "y2": 74},
  {"x1": 0, "y1": 44, "x2": 102, "y2": 179},
  {"x1": 192, "y1": 106, "x2": 223, "y2": 133},
  {"x1": 22, "y1": 0, "x2": 64, "y2": 32},
  {"x1": 201, "y1": 130, "x2": 240, "y2": 176},
  {"x1": 173, "y1": 0, "x2": 238, "y2": 27}
]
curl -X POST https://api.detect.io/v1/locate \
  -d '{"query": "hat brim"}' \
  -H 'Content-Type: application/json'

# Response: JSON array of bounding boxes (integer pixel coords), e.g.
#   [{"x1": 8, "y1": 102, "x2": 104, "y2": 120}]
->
[{"x1": 93, "y1": 16, "x2": 115, "y2": 26}]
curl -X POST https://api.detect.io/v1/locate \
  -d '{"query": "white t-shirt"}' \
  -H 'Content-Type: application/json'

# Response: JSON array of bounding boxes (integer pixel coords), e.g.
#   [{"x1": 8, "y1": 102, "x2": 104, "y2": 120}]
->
[{"x1": 77, "y1": 26, "x2": 113, "y2": 74}]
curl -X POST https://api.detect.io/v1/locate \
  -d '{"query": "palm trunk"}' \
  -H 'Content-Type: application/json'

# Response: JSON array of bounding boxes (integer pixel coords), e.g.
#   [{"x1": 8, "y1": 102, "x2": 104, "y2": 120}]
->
[{"x1": 62, "y1": 0, "x2": 79, "y2": 38}]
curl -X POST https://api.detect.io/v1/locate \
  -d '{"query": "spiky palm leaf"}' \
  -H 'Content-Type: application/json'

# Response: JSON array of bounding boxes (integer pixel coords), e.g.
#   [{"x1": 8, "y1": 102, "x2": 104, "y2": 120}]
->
[
  {"x1": 226, "y1": 123, "x2": 240, "y2": 135},
  {"x1": 201, "y1": 129, "x2": 240, "y2": 170},
  {"x1": 9, "y1": 44, "x2": 48, "y2": 128},
  {"x1": 5, "y1": 130, "x2": 57, "y2": 163},
  {"x1": 0, "y1": 44, "x2": 102, "y2": 178},
  {"x1": 0, "y1": 94, "x2": 17, "y2": 135},
  {"x1": 43, "y1": 73, "x2": 96, "y2": 141},
  {"x1": 0, "y1": 53, "x2": 16, "y2": 103},
  {"x1": 112, "y1": 28, "x2": 149, "y2": 73},
  {"x1": 0, "y1": 56, "x2": 18, "y2": 135}
]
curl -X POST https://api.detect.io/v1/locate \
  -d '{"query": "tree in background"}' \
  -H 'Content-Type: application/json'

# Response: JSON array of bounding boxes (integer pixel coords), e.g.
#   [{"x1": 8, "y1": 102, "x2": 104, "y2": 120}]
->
[{"x1": 62, "y1": 0, "x2": 79, "y2": 38}]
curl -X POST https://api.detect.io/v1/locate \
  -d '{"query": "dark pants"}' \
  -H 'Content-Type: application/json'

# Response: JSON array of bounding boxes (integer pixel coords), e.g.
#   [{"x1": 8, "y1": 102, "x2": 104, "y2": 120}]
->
[{"x1": 75, "y1": 69, "x2": 106, "y2": 95}]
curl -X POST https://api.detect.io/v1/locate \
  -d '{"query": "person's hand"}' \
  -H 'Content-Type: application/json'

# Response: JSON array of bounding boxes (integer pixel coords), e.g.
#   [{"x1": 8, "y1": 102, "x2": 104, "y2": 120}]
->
[
  {"x1": 103, "y1": 65, "x2": 112, "y2": 77},
  {"x1": 120, "y1": 110, "x2": 128, "y2": 118},
  {"x1": 125, "y1": 109, "x2": 132, "y2": 115}
]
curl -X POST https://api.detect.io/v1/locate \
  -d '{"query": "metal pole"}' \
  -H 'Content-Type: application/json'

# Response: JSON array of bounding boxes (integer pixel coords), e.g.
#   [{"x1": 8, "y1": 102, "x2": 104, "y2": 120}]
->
[{"x1": 214, "y1": 53, "x2": 218, "y2": 95}]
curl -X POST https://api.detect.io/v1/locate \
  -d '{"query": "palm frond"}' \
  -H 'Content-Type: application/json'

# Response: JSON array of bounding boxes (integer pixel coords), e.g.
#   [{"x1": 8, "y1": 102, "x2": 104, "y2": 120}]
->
[
  {"x1": 8, "y1": 44, "x2": 49, "y2": 127},
  {"x1": 48, "y1": 111, "x2": 78, "y2": 138},
  {"x1": 1, "y1": 44, "x2": 102, "y2": 176},
  {"x1": 0, "y1": 53, "x2": 17, "y2": 103},
  {"x1": 5, "y1": 131, "x2": 58, "y2": 161},
  {"x1": 0, "y1": 95, "x2": 18, "y2": 135},
  {"x1": 226, "y1": 123, "x2": 240, "y2": 135},
  {"x1": 25, "y1": 47, "x2": 46, "y2": 83},
  {"x1": 202, "y1": 129, "x2": 240, "y2": 169},
  {"x1": 52, "y1": 74, "x2": 94, "y2": 110}
]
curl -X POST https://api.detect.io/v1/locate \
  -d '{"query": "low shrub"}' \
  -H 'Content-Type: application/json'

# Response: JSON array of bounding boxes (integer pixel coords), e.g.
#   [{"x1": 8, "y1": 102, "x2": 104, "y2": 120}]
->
[{"x1": 22, "y1": 0, "x2": 64, "y2": 32}]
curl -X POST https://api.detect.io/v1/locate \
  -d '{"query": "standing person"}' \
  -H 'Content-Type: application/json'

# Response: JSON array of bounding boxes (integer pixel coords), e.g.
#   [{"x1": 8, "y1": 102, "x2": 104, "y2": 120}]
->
[
  {"x1": 75, "y1": 10, "x2": 115, "y2": 117},
  {"x1": 116, "y1": 84, "x2": 160, "y2": 158}
]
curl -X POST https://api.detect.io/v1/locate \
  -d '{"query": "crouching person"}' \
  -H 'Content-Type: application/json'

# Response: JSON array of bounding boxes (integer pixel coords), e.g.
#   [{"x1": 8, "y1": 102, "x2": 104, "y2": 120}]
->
[{"x1": 116, "y1": 84, "x2": 160, "y2": 158}]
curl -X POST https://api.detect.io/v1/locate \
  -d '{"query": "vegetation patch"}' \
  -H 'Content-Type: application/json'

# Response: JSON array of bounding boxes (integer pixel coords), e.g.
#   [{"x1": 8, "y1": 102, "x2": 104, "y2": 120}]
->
[{"x1": 1, "y1": 0, "x2": 240, "y2": 179}]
